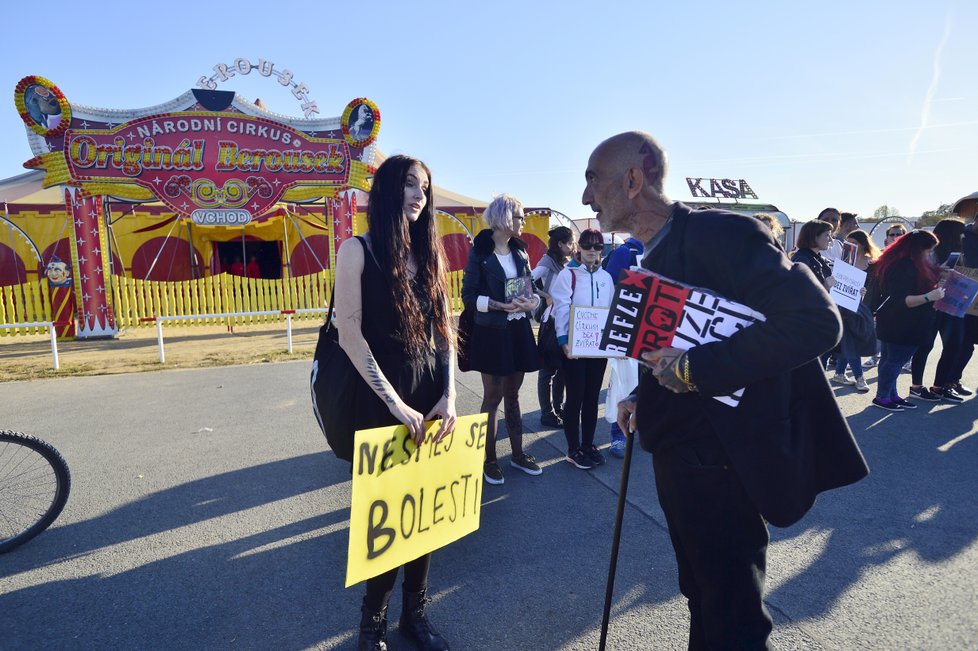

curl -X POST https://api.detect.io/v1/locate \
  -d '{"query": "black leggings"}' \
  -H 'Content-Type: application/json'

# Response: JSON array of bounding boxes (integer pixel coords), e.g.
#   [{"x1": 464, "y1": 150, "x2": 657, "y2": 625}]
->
[
  {"x1": 562, "y1": 357, "x2": 608, "y2": 452},
  {"x1": 480, "y1": 372, "x2": 525, "y2": 462},
  {"x1": 912, "y1": 313, "x2": 964, "y2": 388},
  {"x1": 364, "y1": 553, "x2": 431, "y2": 611}
]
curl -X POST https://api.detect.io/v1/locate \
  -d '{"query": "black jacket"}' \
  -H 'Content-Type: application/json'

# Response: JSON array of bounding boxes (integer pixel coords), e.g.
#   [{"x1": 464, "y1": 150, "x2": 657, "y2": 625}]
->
[
  {"x1": 461, "y1": 230, "x2": 534, "y2": 329},
  {"x1": 873, "y1": 258, "x2": 937, "y2": 346},
  {"x1": 789, "y1": 247, "x2": 833, "y2": 285},
  {"x1": 637, "y1": 202, "x2": 869, "y2": 527}
]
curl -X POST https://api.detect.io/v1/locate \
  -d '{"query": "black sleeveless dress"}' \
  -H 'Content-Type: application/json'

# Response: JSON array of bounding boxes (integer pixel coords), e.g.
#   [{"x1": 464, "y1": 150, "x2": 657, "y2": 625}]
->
[{"x1": 347, "y1": 236, "x2": 444, "y2": 433}]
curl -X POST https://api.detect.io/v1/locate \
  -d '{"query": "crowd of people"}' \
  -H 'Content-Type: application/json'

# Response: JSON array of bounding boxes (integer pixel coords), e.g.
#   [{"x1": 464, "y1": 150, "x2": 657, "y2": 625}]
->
[
  {"x1": 784, "y1": 206, "x2": 977, "y2": 412},
  {"x1": 318, "y1": 139, "x2": 973, "y2": 650}
]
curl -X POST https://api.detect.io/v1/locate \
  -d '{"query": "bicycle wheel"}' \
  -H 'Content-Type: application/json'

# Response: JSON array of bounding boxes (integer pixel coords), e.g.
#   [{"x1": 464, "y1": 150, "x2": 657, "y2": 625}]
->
[{"x1": 0, "y1": 430, "x2": 71, "y2": 553}]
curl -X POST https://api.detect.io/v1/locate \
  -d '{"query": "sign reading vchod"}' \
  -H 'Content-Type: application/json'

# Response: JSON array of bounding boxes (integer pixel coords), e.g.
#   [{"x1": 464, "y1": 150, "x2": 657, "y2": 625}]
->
[{"x1": 346, "y1": 413, "x2": 487, "y2": 587}]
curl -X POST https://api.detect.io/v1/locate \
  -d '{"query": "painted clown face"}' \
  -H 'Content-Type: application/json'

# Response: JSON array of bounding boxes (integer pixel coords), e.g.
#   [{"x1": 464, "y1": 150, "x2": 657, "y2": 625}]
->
[{"x1": 45, "y1": 258, "x2": 71, "y2": 287}]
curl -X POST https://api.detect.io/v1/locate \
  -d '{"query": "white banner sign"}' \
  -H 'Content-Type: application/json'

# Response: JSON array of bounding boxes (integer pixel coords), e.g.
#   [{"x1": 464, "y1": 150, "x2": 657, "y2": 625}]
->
[
  {"x1": 829, "y1": 259, "x2": 866, "y2": 313},
  {"x1": 570, "y1": 306, "x2": 622, "y2": 358}
]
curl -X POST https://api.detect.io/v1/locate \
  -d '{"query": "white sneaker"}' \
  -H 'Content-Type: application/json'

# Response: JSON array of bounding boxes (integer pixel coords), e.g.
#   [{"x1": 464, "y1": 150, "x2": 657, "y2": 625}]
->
[
  {"x1": 854, "y1": 377, "x2": 870, "y2": 393},
  {"x1": 863, "y1": 357, "x2": 878, "y2": 369},
  {"x1": 831, "y1": 373, "x2": 855, "y2": 386}
]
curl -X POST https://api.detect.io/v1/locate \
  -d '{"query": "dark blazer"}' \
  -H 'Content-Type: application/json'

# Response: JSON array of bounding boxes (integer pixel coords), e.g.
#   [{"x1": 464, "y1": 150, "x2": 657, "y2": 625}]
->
[
  {"x1": 461, "y1": 229, "x2": 534, "y2": 329},
  {"x1": 789, "y1": 247, "x2": 833, "y2": 285},
  {"x1": 637, "y1": 202, "x2": 869, "y2": 528}
]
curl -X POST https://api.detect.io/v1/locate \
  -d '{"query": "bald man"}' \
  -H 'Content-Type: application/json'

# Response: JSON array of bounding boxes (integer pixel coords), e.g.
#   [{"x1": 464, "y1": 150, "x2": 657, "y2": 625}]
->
[{"x1": 584, "y1": 132, "x2": 868, "y2": 649}]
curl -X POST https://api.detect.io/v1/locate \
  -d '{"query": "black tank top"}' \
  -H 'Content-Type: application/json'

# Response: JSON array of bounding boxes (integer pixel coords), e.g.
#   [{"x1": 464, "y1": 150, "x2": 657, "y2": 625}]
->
[{"x1": 356, "y1": 236, "x2": 436, "y2": 368}]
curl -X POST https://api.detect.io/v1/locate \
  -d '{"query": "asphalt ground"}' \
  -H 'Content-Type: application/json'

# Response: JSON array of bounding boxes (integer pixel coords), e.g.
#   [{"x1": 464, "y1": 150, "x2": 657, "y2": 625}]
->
[{"x1": 1, "y1": 352, "x2": 977, "y2": 650}]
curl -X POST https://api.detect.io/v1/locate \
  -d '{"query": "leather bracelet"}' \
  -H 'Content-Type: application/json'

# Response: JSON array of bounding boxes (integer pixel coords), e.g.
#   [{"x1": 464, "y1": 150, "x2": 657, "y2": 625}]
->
[{"x1": 924, "y1": 294, "x2": 933, "y2": 303}]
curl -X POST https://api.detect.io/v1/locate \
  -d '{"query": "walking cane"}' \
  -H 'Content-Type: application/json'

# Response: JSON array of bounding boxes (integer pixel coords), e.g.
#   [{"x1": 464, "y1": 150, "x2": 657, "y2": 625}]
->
[{"x1": 599, "y1": 428, "x2": 635, "y2": 651}]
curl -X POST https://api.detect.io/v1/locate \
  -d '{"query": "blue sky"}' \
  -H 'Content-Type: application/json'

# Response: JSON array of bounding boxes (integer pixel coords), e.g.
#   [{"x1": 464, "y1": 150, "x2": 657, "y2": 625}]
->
[{"x1": 1, "y1": 0, "x2": 975, "y2": 222}]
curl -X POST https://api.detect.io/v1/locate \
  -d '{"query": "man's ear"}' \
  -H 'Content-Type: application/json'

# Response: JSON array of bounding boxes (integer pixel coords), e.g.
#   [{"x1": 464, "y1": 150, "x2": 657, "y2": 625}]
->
[{"x1": 623, "y1": 166, "x2": 644, "y2": 200}]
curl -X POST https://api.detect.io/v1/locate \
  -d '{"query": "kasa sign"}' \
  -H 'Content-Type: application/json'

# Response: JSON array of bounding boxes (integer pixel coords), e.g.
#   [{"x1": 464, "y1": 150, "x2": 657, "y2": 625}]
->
[{"x1": 686, "y1": 177, "x2": 758, "y2": 200}]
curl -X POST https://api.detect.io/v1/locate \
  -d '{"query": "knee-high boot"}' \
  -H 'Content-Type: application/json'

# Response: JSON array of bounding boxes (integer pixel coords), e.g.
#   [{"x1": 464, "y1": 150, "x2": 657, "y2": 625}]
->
[
  {"x1": 398, "y1": 586, "x2": 449, "y2": 650},
  {"x1": 358, "y1": 600, "x2": 388, "y2": 651}
]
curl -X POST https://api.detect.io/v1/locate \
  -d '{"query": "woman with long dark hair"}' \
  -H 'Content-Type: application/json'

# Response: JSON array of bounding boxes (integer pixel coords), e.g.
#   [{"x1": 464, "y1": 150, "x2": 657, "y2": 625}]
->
[
  {"x1": 871, "y1": 229, "x2": 944, "y2": 412},
  {"x1": 532, "y1": 226, "x2": 576, "y2": 427},
  {"x1": 907, "y1": 218, "x2": 969, "y2": 402},
  {"x1": 461, "y1": 194, "x2": 542, "y2": 486},
  {"x1": 333, "y1": 155, "x2": 454, "y2": 650}
]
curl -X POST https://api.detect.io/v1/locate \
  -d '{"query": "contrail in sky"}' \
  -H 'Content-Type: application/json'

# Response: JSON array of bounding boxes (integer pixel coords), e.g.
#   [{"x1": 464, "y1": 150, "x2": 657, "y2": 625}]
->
[{"x1": 909, "y1": 15, "x2": 952, "y2": 164}]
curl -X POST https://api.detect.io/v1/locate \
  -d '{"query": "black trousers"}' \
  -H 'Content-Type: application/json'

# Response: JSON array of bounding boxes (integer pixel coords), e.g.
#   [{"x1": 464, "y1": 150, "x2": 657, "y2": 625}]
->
[
  {"x1": 653, "y1": 435, "x2": 773, "y2": 650},
  {"x1": 537, "y1": 364, "x2": 565, "y2": 416},
  {"x1": 912, "y1": 313, "x2": 964, "y2": 388},
  {"x1": 956, "y1": 314, "x2": 978, "y2": 382},
  {"x1": 561, "y1": 357, "x2": 607, "y2": 452},
  {"x1": 364, "y1": 553, "x2": 431, "y2": 612}
]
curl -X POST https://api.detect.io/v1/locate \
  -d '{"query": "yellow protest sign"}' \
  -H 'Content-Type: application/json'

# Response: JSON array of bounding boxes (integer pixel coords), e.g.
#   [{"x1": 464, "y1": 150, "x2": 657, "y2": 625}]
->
[{"x1": 345, "y1": 413, "x2": 488, "y2": 587}]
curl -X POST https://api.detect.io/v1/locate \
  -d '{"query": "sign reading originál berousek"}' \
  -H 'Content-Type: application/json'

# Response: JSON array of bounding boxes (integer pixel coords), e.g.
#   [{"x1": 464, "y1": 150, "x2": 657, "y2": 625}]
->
[{"x1": 63, "y1": 113, "x2": 350, "y2": 220}]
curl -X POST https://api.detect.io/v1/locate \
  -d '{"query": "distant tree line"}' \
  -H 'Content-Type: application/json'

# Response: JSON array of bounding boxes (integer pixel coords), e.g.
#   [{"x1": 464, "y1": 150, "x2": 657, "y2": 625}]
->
[{"x1": 859, "y1": 203, "x2": 954, "y2": 227}]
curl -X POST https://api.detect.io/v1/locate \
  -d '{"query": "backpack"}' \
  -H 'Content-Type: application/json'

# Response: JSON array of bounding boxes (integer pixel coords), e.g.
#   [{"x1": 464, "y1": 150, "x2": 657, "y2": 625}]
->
[{"x1": 601, "y1": 240, "x2": 641, "y2": 272}]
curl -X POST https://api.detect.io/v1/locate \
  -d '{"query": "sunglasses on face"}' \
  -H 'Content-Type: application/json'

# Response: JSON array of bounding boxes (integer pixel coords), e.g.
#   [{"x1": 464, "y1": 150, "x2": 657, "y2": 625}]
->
[
  {"x1": 885, "y1": 231, "x2": 902, "y2": 237},
  {"x1": 580, "y1": 243, "x2": 603, "y2": 251}
]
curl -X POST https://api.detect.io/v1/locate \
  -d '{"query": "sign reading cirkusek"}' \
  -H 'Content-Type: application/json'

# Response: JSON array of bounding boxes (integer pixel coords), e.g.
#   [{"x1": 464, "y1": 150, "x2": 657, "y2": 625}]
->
[
  {"x1": 17, "y1": 74, "x2": 380, "y2": 225},
  {"x1": 64, "y1": 114, "x2": 347, "y2": 224}
]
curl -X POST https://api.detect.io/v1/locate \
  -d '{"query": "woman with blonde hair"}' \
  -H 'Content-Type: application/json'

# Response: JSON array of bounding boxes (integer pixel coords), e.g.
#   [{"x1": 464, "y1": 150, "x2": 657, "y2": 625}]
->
[{"x1": 461, "y1": 194, "x2": 543, "y2": 485}]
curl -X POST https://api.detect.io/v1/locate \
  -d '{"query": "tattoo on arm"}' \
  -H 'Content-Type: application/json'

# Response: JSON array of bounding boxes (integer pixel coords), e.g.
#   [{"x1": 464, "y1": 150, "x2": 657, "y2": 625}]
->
[
  {"x1": 365, "y1": 355, "x2": 397, "y2": 405},
  {"x1": 434, "y1": 333, "x2": 456, "y2": 398},
  {"x1": 488, "y1": 299, "x2": 509, "y2": 311}
]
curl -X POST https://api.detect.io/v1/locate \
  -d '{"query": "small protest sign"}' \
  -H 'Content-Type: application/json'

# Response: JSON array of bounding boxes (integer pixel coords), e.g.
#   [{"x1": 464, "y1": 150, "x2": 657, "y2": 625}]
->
[
  {"x1": 828, "y1": 259, "x2": 866, "y2": 313},
  {"x1": 934, "y1": 269, "x2": 978, "y2": 318},
  {"x1": 598, "y1": 268, "x2": 765, "y2": 407},
  {"x1": 841, "y1": 241, "x2": 858, "y2": 266},
  {"x1": 346, "y1": 413, "x2": 487, "y2": 587},
  {"x1": 952, "y1": 266, "x2": 978, "y2": 317},
  {"x1": 570, "y1": 306, "x2": 622, "y2": 358}
]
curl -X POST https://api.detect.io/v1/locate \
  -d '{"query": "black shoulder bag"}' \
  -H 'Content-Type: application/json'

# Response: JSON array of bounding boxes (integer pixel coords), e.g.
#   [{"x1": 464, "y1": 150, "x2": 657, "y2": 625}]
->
[{"x1": 309, "y1": 283, "x2": 360, "y2": 462}]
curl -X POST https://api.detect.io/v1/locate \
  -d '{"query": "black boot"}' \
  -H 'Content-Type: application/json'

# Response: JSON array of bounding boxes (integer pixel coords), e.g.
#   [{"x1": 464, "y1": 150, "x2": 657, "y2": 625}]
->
[
  {"x1": 358, "y1": 601, "x2": 388, "y2": 651},
  {"x1": 398, "y1": 586, "x2": 450, "y2": 650}
]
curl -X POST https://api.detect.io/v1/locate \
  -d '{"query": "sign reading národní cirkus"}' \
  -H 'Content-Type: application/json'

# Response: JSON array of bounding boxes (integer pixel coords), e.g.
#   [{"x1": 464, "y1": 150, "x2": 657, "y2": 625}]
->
[
  {"x1": 62, "y1": 113, "x2": 350, "y2": 223},
  {"x1": 13, "y1": 72, "x2": 380, "y2": 338},
  {"x1": 18, "y1": 74, "x2": 381, "y2": 224}
]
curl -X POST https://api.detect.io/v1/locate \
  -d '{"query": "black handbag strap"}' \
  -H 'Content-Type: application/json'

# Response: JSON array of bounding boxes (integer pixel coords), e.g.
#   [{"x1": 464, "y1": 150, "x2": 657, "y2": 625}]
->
[
  {"x1": 324, "y1": 235, "x2": 371, "y2": 333},
  {"x1": 324, "y1": 281, "x2": 337, "y2": 332}
]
